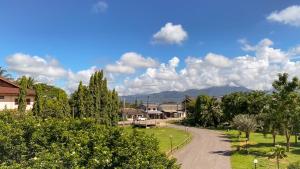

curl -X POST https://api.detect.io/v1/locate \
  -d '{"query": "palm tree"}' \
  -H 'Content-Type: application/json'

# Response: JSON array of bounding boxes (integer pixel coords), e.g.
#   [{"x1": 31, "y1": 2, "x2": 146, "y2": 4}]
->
[
  {"x1": 0, "y1": 67, "x2": 11, "y2": 79},
  {"x1": 268, "y1": 145, "x2": 287, "y2": 169}
]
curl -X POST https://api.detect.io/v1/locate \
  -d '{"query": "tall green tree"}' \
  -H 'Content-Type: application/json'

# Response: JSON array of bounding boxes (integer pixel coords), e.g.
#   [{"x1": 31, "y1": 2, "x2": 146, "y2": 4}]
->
[
  {"x1": 71, "y1": 70, "x2": 120, "y2": 126},
  {"x1": 272, "y1": 73, "x2": 300, "y2": 152},
  {"x1": 17, "y1": 76, "x2": 27, "y2": 112},
  {"x1": 190, "y1": 95, "x2": 222, "y2": 127}
]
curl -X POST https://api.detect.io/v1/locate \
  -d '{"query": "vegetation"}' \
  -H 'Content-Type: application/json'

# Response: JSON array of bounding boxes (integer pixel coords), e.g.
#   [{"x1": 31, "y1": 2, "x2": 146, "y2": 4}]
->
[
  {"x1": 0, "y1": 112, "x2": 179, "y2": 169},
  {"x1": 226, "y1": 130, "x2": 300, "y2": 169},
  {"x1": 288, "y1": 161, "x2": 300, "y2": 169},
  {"x1": 125, "y1": 127, "x2": 191, "y2": 152},
  {"x1": 69, "y1": 70, "x2": 119, "y2": 126},
  {"x1": 17, "y1": 76, "x2": 28, "y2": 112},
  {"x1": 32, "y1": 83, "x2": 70, "y2": 118},
  {"x1": 232, "y1": 114, "x2": 257, "y2": 140},
  {"x1": 268, "y1": 145, "x2": 287, "y2": 169}
]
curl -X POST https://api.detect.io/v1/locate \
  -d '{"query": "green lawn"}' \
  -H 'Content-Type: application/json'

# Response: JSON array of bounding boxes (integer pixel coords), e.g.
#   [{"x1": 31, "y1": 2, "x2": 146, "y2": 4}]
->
[
  {"x1": 225, "y1": 130, "x2": 300, "y2": 169},
  {"x1": 125, "y1": 127, "x2": 191, "y2": 152}
]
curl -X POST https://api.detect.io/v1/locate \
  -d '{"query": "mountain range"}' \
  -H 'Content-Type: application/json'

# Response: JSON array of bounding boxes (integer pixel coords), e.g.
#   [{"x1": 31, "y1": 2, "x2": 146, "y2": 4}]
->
[{"x1": 121, "y1": 85, "x2": 251, "y2": 104}]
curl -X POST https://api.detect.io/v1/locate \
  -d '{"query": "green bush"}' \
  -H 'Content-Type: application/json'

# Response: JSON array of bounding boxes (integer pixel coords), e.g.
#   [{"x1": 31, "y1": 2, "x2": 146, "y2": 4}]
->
[
  {"x1": 0, "y1": 112, "x2": 178, "y2": 169},
  {"x1": 288, "y1": 161, "x2": 300, "y2": 169}
]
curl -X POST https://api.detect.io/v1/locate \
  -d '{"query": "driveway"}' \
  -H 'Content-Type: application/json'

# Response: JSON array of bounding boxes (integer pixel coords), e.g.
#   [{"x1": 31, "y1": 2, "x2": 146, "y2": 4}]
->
[{"x1": 170, "y1": 125, "x2": 231, "y2": 169}]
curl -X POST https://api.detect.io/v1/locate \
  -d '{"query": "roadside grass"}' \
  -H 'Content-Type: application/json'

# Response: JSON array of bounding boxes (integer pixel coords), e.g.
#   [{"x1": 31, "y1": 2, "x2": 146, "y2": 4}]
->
[
  {"x1": 225, "y1": 130, "x2": 300, "y2": 169},
  {"x1": 125, "y1": 127, "x2": 191, "y2": 152}
]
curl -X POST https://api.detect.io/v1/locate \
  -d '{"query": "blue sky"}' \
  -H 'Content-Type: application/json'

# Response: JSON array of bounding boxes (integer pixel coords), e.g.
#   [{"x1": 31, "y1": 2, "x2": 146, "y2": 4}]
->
[{"x1": 0, "y1": 0, "x2": 300, "y2": 95}]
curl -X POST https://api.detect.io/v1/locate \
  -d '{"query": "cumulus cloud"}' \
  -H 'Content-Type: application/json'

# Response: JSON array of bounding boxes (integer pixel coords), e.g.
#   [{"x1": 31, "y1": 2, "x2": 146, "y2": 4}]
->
[
  {"x1": 5, "y1": 53, "x2": 101, "y2": 93},
  {"x1": 105, "y1": 52, "x2": 158, "y2": 74},
  {"x1": 267, "y1": 5, "x2": 300, "y2": 27},
  {"x1": 65, "y1": 66, "x2": 98, "y2": 93},
  {"x1": 117, "y1": 39, "x2": 300, "y2": 95},
  {"x1": 152, "y1": 22, "x2": 188, "y2": 45},
  {"x1": 93, "y1": 1, "x2": 108, "y2": 13},
  {"x1": 6, "y1": 53, "x2": 67, "y2": 83}
]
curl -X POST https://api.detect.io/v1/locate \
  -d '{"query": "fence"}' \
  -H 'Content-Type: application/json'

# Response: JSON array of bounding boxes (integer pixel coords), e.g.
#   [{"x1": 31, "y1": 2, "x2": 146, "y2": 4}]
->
[{"x1": 166, "y1": 133, "x2": 192, "y2": 156}]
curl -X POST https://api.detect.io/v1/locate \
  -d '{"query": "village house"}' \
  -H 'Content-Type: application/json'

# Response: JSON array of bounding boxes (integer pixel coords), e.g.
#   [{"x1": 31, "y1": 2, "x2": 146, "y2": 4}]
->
[
  {"x1": 121, "y1": 108, "x2": 146, "y2": 121},
  {"x1": 158, "y1": 102, "x2": 186, "y2": 118},
  {"x1": 0, "y1": 77, "x2": 35, "y2": 110}
]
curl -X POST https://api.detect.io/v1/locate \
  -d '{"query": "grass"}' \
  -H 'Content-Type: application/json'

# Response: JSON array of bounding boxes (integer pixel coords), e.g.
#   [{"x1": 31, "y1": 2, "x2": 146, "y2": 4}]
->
[
  {"x1": 125, "y1": 126, "x2": 191, "y2": 153},
  {"x1": 225, "y1": 130, "x2": 300, "y2": 169}
]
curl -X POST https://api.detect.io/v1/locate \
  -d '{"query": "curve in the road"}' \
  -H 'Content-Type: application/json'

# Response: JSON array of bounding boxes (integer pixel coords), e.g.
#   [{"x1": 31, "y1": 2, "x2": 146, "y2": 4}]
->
[{"x1": 170, "y1": 125, "x2": 231, "y2": 169}]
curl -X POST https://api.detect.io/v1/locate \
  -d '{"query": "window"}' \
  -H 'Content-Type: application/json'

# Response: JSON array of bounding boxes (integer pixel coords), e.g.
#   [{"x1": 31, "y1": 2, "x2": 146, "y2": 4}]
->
[
  {"x1": 15, "y1": 99, "x2": 18, "y2": 105},
  {"x1": 26, "y1": 99, "x2": 31, "y2": 105},
  {"x1": 0, "y1": 96, "x2": 4, "y2": 99}
]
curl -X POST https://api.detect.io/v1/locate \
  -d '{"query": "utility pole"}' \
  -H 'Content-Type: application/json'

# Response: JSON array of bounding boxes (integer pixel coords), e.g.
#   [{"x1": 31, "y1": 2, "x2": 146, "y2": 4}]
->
[{"x1": 146, "y1": 96, "x2": 149, "y2": 119}]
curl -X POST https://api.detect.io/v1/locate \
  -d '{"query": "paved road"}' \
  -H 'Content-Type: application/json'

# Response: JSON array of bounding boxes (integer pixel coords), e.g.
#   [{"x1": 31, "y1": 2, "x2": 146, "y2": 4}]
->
[{"x1": 170, "y1": 125, "x2": 231, "y2": 169}]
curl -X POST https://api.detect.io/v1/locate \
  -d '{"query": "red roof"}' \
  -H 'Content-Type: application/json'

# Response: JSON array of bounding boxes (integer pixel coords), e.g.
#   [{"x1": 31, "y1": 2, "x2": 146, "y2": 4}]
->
[{"x1": 0, "y1": 77, "x2": 36, "y2": 96}]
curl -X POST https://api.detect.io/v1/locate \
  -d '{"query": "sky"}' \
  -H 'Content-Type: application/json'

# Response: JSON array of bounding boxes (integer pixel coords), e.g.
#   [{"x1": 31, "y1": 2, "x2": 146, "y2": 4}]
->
[{"x1": 0, "y1": 0, "x2": 300, "y2": 95}]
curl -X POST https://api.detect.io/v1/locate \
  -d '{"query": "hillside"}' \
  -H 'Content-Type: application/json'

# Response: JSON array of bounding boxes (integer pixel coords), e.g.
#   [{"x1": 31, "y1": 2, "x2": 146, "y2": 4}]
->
[{"x1": 121, "y1": 85, "x2": 251, "y2": 103}]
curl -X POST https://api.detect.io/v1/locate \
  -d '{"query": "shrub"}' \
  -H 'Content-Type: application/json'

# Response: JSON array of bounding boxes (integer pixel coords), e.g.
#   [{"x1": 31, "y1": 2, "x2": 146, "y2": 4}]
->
[{"x1": 0, "y1": 112, "x2": 178, "y2": 169}]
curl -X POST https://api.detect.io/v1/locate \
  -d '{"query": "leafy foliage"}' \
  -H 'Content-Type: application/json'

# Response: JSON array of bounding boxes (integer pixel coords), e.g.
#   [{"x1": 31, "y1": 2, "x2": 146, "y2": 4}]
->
[
  {"x1": 70, "y1": 71, "x2": 120, "y2": 126},
  {"x1": 32, "y1": 83, "x2": 70, "y2": 118},
  {"x1": 0, "y1": 112, "x2": 178, "y2": 169},
  {"x1": 232, "y1": 114, "x2": 257, "y2": 140},
  {"x1": 268, "y1": 145, "x2": 287, "y2": 169},
  {"x1": 17, "y1": 76, "x2": 27, "y2": 112}
]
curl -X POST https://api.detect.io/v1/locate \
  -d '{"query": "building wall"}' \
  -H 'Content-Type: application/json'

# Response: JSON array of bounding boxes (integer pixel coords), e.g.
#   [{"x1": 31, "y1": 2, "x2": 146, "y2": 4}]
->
[{"x1": 0, "y1": 95, "x2": 35, "y2": 110}]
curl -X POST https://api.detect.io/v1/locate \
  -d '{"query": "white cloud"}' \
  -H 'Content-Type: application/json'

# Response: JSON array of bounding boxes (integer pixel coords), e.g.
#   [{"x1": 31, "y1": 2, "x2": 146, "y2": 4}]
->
[
  {"x1": 117, "y1": 39, "x2": 300, "y2": 95},
  {"x1": 65, "y1": 66, "x2": 98, "y2": 93},
  {"x1": 105, "y1": 52, "x2": 158, "y2": 74},
  {"x1": 6, "y1": 53, "x2": 67, "y2": 83},
  {"x1": 106, "y1": 63, "x2": 135, "y2": 74},
  {"x1": 93, "y1": 1, "x2": 108, "y2": 13},
  {"x1": 267, "y1": 5, "x2": 300, "y2": 27},
  {"x1": 204, "y1": 53, "x2": 231, "y2": 68},
  {"x1": 152, "y1": 22, "x2": 188, "y2": 45}
]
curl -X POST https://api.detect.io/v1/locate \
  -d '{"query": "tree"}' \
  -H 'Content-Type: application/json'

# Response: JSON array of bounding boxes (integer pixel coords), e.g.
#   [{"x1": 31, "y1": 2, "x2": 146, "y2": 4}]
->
[
  {"x1": 71, "y1": 70, "x2": 120, "y2": 126},
  {"x1": 189, "y1": 95, "x2": 223, "y2": 127},
  {"x1": 17, "y1": 76, "x2": 27, "y2": 112},
  {"x1": 268, "y1": 145, "x2": 287, "y2": 169},
  {"x1": 32, "y1": 83, "x2": 70, "y2": 118},
  {"x1": 272, "y1": 73, "x2": 300, "y2": 152},
  {"x1": 0, "y1": 67, "x2": 11, "y2": 79},
  {"x1": 232, "y1": 114, "x2": 257, "y2": 140},
  {"x1": 260, "y1": 94, "x2": 283, "y2": 146}
]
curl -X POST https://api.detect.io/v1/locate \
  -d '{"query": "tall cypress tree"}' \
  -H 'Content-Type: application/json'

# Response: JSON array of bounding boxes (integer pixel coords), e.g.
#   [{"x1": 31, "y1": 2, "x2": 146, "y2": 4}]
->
[
  {"x1": 18, "y1": 76, "x2": 27, "y2": 112},
  {"x1": 77, "y1": 81, "x2": 85, "y2": 118}
]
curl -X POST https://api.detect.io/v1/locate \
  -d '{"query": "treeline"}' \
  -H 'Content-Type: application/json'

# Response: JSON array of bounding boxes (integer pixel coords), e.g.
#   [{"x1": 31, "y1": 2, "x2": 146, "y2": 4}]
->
[
  {"x1": 185, "y1": 73, "x2": 300, "y2": 152},
  {"x1": 15, "y1": 70, "x2": 120, "y2": 126}
]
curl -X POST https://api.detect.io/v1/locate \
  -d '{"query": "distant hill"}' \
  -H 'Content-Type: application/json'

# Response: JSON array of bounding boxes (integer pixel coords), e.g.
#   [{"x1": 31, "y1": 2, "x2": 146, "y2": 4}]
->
[{"x1": 121, "y1": 85, "x2": 251, "y2": 104}]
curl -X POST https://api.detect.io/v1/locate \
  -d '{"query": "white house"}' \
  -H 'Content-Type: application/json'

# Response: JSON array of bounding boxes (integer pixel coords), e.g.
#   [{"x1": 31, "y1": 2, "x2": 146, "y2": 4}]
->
[{"x1": 0, "y1": 77, "x2": 35, "y2": 110}]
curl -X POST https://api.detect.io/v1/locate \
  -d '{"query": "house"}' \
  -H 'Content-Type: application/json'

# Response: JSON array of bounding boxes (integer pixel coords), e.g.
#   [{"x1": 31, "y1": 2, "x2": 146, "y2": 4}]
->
[
  {"x1": 139, "y1": 103, "x2": 159, "y2": 111},
  {"x1": 0, "y1": 77, "x2": 35, "y2": 110},
  {"x1": 158, "y1": 102, "x2": 186, "y2": 118},
  {"x1": 121, "y1": 108, "x2": 146, "y2": 121},
  {"x1": 139, "y1": 103, "x2": 165, "y2": 119}
]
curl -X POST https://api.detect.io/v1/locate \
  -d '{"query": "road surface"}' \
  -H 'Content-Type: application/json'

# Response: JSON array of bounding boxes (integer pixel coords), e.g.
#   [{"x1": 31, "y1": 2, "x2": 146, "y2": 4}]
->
[{"x1": 170, "y1": 125, "x2": 231, "y2": 169}]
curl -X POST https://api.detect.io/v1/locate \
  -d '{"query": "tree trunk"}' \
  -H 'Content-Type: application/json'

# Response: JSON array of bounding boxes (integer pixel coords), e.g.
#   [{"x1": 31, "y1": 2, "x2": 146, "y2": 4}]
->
[
  {"x1": 277, "y1": 156, "x2": 279, "y2": 169},
  {"x1": 246, "y1": 132, "x2": 250, "y2": 140},
  {"x1": 285, "y1": 130, "x2": 291, "y2": 152},
  {"x1": 272, "y1": 132, "x2": 276, "y2": 146}
]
